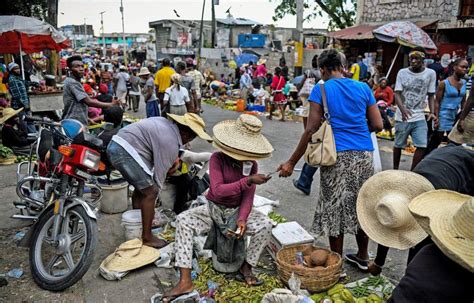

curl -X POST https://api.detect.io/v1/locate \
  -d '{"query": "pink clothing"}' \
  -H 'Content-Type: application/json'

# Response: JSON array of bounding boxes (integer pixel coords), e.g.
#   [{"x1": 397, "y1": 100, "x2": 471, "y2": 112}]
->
[
  {"x1": 271, "y1": 75, "x2": 286, "y2": 103},
  {"x1": 205, "y1": 152, "x2": 257, "y2": 222},
  {"x1": 88, "y1": 106, "x2": 102, "y2": 119},
  {"x1": 256, "y1": 65, "x2": 267, "y2": 78}
]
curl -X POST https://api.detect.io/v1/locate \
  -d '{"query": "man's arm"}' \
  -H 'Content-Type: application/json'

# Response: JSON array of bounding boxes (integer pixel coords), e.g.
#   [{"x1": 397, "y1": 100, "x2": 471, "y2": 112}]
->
[
  {"x1": 457, "y1": 85, "x2": 473, "y2": 133},
  {"x1": 82, "y1": 96, "x2": 119, "y2": 109},
  {"x1": 394, "y1": 91, "x2": 411, "y2": 121}
]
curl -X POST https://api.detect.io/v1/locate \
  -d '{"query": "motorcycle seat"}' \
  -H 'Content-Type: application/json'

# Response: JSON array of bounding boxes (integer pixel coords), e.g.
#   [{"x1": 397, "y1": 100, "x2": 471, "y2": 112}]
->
[{"x1": 82, "y1": 133, "x2": 104, "y2": 151}]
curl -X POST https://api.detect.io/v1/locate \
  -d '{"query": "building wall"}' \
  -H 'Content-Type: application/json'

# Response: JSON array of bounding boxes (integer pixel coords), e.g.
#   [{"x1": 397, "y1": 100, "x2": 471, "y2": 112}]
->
[{"x1": 358, "y1": 0, "x2": 459, "y2": 24}]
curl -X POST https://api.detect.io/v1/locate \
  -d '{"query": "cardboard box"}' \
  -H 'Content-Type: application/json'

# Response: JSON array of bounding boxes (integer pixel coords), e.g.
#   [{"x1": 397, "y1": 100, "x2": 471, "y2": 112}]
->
[{"x1": 266, "y1": 221, "x2": 314, "y2": 259}]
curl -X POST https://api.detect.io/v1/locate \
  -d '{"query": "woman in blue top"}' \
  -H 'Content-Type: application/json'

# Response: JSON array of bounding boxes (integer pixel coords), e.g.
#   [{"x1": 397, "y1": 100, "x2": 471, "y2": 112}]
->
[
  {"x1": 278, "y1": 49, "x2": 382, "y2": 270},
  {"x1": 427, "y1": 58, "x2": 468, "y2": 152}
]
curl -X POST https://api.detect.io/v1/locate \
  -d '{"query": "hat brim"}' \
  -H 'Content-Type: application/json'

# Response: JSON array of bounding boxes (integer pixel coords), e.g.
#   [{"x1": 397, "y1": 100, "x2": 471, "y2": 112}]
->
[
  {"x1": 212, "y1": 138, "x2": 271, "y2": 161},
  {"x1": 101, "y1": 239, "x2": 160, "y2": 272},
  {"x1": 357, "y1": 170, "x2": 434, "y2": 250},
  {"x1": 138, "y1": 72, "x2": 150, "y2": 76},
  {"x1": 409, "y1": 190, "x2": 473, "y2": 272},
  {"x1": 168, "y1": 113, "x2": 213, "y2": 142},
  {"x1": 0, "y1": 107, "x2": 23, "y2": 124},
  {"x1": 213, "y1": 119, "x2": 273, "y2": 155}
]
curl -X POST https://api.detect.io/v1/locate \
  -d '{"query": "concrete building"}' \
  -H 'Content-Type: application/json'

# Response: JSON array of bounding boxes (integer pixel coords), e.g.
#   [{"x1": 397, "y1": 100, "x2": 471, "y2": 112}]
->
[
  {"x1": 59, "y1": 24, "x2": 94, "y2": 48},
  {"x1": 96, "y1": 33, "x2": 152, "y2": 48}
]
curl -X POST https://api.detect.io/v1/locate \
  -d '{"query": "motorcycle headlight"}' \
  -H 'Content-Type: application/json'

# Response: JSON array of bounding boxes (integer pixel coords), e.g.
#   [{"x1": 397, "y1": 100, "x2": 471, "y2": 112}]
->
[{"x1": 81, "y1": 150, "x2": 100, "y2": 170}]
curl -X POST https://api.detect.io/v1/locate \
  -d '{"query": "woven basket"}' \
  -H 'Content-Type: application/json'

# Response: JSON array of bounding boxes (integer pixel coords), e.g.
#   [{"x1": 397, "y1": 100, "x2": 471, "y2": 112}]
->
[{"x1": 276, "y1": 244, "x2": 342, "y2": 292}]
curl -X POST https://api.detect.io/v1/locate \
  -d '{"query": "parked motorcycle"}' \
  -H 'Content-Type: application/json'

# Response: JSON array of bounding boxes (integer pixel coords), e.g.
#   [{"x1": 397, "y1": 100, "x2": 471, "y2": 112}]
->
[{"x1": 15, "y1": 117, "x2": 106, "y2": 291}]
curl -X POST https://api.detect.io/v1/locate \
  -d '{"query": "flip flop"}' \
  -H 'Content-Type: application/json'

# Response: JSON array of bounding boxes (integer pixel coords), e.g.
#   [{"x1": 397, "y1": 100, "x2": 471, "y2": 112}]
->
[
  {"x1": 160, "y1": 291, "x2": 193, "y2": 302},
  {"x1": 235, "y1": 272, "x2": 264, "y2": 286}
]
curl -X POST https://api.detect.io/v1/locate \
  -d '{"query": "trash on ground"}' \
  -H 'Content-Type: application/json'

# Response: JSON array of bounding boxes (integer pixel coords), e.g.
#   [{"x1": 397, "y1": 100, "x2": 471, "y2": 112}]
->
[
  {"x1": 6, "y1": 268, "x2": 23, "y2": 279},
  {"x1": 13, "y1": 231, "x2": 25, "y2": 241}
]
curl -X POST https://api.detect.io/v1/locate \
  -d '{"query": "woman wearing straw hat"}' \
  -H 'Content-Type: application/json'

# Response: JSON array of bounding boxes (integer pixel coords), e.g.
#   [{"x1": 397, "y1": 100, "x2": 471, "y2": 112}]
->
[
  {"x1": 278, "y1": 49, "x2": 383, "y2": 271},
  {"x1": 386, "y1": 190, "x2": 474, "y2": 302},
  {"x1": 138, "y1": 67, "x2": 160, "y2": 118},
  {"x1": 163, "y1": 114, "x2": 274, "y2": 302},
  {"x1": 107, "y1": 113, "x2": 212, "y2": 249},
  {"x1": 0, "y1": 107, "x2": 32, "y2": 153}
]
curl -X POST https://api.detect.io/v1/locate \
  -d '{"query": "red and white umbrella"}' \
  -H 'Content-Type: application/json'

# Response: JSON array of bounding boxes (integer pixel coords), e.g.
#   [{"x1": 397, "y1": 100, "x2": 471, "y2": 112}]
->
[{"x1": 0, "y1": 15, "x2": 70, "y2": 78}]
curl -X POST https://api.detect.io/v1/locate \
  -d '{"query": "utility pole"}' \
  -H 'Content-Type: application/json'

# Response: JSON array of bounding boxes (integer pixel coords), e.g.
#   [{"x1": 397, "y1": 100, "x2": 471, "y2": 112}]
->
[
  {"x1": 47, "y1": 0, "x2": 59, "y2": 77},
  {"x1": 84, "y1": 18, "x2": 88, "y2": 48},
  {"x1": 211, "y1": 0, "x2": 217, "y2": 48},
  {"x1": 198, "y1": 0, "x2": 206, "y2": 67},
  {"x1": 100, "y1": 11, "x2": 106, "y2": 58},
  {"x1": 120, "y1": 0, "x2": 127, "y2": 65},
  {"x1": 294, "y1": 0, "x2": 304, "y2": 76}
]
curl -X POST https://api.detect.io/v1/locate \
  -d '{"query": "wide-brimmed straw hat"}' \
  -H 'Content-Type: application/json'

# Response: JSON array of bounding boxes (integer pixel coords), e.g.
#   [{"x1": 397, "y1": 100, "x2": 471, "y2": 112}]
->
[
  {"x1": 212, "y1": 114, "x2": 273, "y2": 161},
  {"x1": 100, "y1": 239, "x2": 160, "y2": 272},
  {"x1": 357, "y1": 170, "x2": 434, "y2": 250},
  {"x1": 409, "y1": 190, "x2": 474, "y2": 272},
  {"x1": 0, "y1": 107, "x2": 23, "y2": 124},
  {"x1": 257, "y1": 58, "x2": 267, "y2": 65},
  {"x1": 171, "y1": 73, "x2": 181, "y2": 83},
  {"x1": 137, "y1": 67, "x2": 151, "y2": 76},
  {"x1": 168, "y1": 113, "x2": 213, "y2": 142}
]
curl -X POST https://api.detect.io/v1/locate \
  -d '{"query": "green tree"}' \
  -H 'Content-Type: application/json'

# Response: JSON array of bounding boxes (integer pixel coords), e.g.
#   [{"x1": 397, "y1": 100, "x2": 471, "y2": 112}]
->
[
  {"x1": 2, "y1": 0, "x2": 48, "y2": 20},
  {"x1": 270, "y1": 0, "x2": 357, "y2": 30}
]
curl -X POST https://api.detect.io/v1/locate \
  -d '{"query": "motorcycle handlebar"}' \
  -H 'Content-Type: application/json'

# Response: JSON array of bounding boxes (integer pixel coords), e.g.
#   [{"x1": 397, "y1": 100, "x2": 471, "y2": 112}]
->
[{"x1": 24, "y1": 116, "x2": 60, "y2": 127}]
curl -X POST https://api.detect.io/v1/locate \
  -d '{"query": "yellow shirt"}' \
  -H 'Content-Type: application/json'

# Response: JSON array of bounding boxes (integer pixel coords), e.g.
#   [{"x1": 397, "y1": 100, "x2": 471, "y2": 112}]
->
[
  {"x1": 350, "y1": 63, "x2": 360, "y2": 81},
  {"x1": 154, "y1": 66, "x2": 176, "y2": 93},
  {"x1": 468, "y1": 63, "x2": 474, "y2": 76}
]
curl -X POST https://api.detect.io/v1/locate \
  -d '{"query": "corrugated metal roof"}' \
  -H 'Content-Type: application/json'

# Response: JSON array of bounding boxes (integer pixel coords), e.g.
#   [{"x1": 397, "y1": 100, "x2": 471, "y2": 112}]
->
[{"x1": 217, "y1": 17, "x2": 261, "y2": 26}]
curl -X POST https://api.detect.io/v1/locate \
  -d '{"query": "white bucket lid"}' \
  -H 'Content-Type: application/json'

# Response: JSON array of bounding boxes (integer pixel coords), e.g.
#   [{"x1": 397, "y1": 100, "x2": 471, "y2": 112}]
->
[{"x1": 121, "y1": 209, "x2": 142, "y2": 224}]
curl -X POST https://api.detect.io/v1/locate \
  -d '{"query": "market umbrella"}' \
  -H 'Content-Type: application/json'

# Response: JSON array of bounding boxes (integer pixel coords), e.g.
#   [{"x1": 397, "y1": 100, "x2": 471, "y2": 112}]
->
[
  {"x1": 373, "y1": 21, "x2": 437, "y2": 77},
  {"x1": 0, "y1": 15, "x2": 70, "y2": 79}
]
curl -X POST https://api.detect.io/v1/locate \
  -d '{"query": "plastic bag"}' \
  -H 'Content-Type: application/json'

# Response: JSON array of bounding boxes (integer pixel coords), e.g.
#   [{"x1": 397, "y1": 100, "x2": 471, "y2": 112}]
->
[{"x1": 371, "y1": 132, "x2": 382, "y2": 173}]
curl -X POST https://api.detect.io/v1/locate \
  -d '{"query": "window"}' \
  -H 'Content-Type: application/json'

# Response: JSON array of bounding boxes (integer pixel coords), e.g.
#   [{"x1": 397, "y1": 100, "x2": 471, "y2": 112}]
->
[{"x1": 460, "y1": 0, "x2": 474, "y2": 17}]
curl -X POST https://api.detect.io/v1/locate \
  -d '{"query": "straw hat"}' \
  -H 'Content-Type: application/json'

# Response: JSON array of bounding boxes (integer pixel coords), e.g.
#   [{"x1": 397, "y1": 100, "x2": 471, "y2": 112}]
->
[
  {"x1": 0, "y1": 107, "x2": 23, "y2": 124},
  {"x1": 171, "y1": 73, "x2": 181, "y2": 83},
  {"x1": 167, "y1": 113, "x2": 213, "y2": 142},
  {"x1": 137, "y1": 67, "x2": 150, "y2": 76},
  {"x1": 212, "y1": 114, "x2": 273, "y2": 161},
  {"x1": 257, "y1": 58, "x2": 267, "y2": 65},
  {"x1": 409, "y1": 190, "x2": 474, "y2": 272},
  {"x1": 100, "y1": 239, "x2": 160, "y2": 272},
  {"x1": 356, "y1": 170, "x2": 434, "y2": 250}
]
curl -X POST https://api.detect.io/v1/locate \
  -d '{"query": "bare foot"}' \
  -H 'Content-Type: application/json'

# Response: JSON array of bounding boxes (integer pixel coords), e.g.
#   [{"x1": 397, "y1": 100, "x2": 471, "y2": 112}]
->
[
  {"x1": 142, "y1": 236, "x2": 169, "y2": 249},
  {"x1": 162, "y1": 281, "x2": 194, "y2": 302}
]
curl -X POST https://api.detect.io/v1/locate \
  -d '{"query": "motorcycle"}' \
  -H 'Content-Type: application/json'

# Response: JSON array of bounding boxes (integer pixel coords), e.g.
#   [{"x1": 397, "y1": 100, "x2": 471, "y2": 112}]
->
[{"x1": 15, "y1": 117, "x2": 106, "y2": 291}]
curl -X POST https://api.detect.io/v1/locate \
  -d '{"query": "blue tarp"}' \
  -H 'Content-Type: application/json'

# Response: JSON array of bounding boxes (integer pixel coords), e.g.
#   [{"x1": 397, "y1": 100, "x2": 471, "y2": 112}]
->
[{"x1": 234, "y1": 53, "x2": 259, "y2": 68}]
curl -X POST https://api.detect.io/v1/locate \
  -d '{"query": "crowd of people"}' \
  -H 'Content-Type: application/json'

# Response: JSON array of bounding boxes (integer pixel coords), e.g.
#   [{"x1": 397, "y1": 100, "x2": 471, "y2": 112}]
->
[{"x1": 0, "y1": 45, "x2": 473, "y2": 303}]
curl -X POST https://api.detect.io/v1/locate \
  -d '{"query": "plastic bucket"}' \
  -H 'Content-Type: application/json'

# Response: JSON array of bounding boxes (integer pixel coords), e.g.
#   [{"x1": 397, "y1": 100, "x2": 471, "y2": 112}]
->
[
  {"x1": 121, "y1": 209, "x2": 142, "y2": 240},
  {"x1": 99, "y1": 182, "x2": 129, "y2": 214}
]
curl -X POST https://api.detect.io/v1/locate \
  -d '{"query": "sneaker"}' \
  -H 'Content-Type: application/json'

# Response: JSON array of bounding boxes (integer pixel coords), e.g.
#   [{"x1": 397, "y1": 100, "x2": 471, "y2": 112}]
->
[
  {"x1": 292, "y1": 179, "x2": 310, "y2": 195},
  {"x1": 345, "y1": 254, "x2": 369, "y2": 271}
]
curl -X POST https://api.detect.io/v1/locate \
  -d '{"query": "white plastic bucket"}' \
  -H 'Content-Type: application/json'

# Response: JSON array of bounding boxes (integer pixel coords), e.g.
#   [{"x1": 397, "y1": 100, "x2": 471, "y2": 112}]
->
[
  {"x1": 99, "y1": 182, "x2": 129, "y2": 214},
  {"x1": 121, "y1": 209, "x2": 142, "y2": 240}
]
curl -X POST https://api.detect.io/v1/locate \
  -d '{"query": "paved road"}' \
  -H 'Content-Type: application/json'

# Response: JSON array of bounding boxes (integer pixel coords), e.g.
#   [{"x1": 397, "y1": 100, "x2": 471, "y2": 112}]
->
[{"x1": 0, "y1": 104, "x2": 414, "y2": 301}]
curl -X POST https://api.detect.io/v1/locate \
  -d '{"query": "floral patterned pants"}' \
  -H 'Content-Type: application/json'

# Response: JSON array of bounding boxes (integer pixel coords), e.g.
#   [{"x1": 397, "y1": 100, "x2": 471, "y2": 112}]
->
[{"x1": 174, "y1": 204, "x2": 272, "y2": 269}]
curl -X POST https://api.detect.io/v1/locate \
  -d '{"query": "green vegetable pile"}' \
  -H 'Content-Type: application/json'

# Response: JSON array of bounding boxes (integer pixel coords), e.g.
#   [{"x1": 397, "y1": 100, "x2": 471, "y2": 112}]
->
[
  {"x1": 348, "y1": 276, "x2": 393, "y2": 301},
  {"x1": 268, "y1": 211, "x2": 288, "y2": 223},
  {"x1": 0, "y1": 145, "x2": 13, "y2": 159},
  {"x1": 194, "y1": 259, "x2": 283, "y2": 302}
]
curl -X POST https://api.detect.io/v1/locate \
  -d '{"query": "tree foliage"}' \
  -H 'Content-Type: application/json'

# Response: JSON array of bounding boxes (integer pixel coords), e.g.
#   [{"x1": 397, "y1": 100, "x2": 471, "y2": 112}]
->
[
  {"x1": 2, "y1": 0, "x2": 48, "y2": 20},
  {"x1": 271, "y1": 0, "x2": 357, "y2": 30}
]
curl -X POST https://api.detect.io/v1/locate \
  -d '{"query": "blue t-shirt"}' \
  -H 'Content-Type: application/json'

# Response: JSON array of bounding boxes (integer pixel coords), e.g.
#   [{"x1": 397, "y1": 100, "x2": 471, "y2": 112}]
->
[
  {"x1": 359, "y1": 62, "x2": 368, "y2": 80},
  {"x1": 309, "y1": 78, "x2": 375, "y2": 152}
]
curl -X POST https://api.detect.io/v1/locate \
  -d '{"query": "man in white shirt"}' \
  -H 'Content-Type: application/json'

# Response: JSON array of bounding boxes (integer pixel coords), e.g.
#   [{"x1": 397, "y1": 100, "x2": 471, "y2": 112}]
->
[
  {"x1": 114, "y1": 65, "x2": 130, "y2": 106},
  {"x1": 393, "y1": 48, "x2": 437, "y2": 170},
  {"x1": 164, "y1": 74, "x2": 192, "y2": 115}
]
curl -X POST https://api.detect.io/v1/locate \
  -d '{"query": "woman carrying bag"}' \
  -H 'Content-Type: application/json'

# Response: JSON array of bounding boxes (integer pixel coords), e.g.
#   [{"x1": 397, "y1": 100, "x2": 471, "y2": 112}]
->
[{"x1": 278, "y1": 49, "x2": 383, "y2": 271}]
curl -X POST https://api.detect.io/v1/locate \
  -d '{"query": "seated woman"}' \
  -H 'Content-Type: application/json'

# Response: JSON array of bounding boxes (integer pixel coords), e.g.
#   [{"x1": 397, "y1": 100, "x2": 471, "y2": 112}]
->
[
  {"x1": 0, "y1": 107, "x2": 32, "y2": 154},
  {"x1": 163, "y1": 114, "x2": 274, "y2": 302},
  {"x1": 374, "y1": 77, "x2": 394, "y2": 137}
]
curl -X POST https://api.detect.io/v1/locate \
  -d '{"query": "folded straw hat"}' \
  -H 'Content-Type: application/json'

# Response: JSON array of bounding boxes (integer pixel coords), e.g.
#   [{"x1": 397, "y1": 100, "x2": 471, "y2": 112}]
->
[
  {"x1": 0, "y1": 107, "x2": 23, "y2": 124},
  {"x1": 101, "y1": 239, "x2": 160, "y2": 272},
  {"x1": 357, "y1": 170, "x2": 434, "y2": 250},
  {"x1": 409, "y1": 190, "x2": 474, "y2": 272},
  {"x1": 168, "y1": 113, "x2": 213, "y2": 142},
  {"x1": 137, "y1": 67, "x2": 151, "y2": 76},
  {"x1": 212, "y1": 114, "x2": 273, "y2": 161}
]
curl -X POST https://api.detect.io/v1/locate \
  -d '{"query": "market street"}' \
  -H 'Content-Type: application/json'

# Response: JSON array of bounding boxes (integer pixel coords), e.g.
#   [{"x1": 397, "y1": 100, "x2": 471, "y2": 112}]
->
[{"x1": 0, "y1": 104, "x2": 414, "y2": 302}]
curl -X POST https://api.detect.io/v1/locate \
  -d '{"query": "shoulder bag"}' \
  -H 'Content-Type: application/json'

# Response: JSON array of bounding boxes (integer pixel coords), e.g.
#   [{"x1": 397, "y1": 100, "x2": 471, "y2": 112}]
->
[{"x1": 303, "y1": 83, "x2": 337, "y2": 166}]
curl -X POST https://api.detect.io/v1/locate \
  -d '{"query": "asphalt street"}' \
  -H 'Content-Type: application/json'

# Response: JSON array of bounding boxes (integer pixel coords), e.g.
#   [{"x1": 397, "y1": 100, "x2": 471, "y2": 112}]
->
[{"x1": 0, "y1": 103, "x2": 414, "y2": 302}]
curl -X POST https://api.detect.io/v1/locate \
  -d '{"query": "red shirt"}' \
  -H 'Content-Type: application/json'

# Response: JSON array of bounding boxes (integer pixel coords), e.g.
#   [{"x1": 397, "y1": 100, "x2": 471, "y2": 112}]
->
[
  {"x1": 206, "y1": 152, "x2": 257, "y2": 222},
  {"x1": 271, "y1": 75, "x2": 286, "y2": 102},
  {"x1": 374, "y1": 86, "x2": 394, "y2": 106}
]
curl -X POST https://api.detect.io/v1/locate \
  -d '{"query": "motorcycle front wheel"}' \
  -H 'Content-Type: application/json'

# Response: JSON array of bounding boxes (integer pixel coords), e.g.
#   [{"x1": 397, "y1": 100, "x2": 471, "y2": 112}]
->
[{"x1": 29, "y1": 204, "x2": 98, "y2": 291}]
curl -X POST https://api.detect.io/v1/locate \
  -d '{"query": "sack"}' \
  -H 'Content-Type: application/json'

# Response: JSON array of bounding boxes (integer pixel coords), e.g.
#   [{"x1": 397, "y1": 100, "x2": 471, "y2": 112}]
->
[{"x1": 303, "y1": 83, "x2": 337, "y2": 166}]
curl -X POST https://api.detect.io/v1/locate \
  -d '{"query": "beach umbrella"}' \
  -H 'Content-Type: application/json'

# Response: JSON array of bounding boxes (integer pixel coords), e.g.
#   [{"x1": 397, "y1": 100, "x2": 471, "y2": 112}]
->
[
  {"x1": 0, "y1": 15, "x2": 70, "y2": 79},
  {"x1": 373, "y1": 21, "x2": 437, "y2": 77}
]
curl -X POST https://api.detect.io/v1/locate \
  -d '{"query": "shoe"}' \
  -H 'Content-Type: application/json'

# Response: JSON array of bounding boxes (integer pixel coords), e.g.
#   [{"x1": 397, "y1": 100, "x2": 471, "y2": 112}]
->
[
  {"x1": 345, "y1": 254, "x2": 369, "y2": 271},
  {"x1": 292, "y1": 179, "x2": 310, "y2": 196},
  {"x1": 367, "y1": 260, "x2": 382, "y2": 276}
]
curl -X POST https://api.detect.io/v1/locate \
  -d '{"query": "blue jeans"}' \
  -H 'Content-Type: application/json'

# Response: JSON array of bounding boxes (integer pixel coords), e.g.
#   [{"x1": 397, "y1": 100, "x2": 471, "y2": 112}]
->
[
  {"x1": 146, "y1": 99, "x2": 161, "y2": 118},
  {"x1": 295, "y1": 163, "x2": 318, "y2": 194}
]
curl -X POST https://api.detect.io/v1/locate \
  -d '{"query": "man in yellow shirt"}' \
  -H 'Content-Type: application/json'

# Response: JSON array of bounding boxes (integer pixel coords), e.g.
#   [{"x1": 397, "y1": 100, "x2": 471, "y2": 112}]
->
[
  {"x1": 348, "y1": 61, "x2": 360, "y2": 81},
  {"x1": 154, "y1": 58, "x2": 176, "y2": 115}
]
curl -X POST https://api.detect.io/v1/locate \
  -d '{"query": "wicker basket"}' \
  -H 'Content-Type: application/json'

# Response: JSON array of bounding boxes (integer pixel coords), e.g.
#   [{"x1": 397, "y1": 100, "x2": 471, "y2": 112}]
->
[{"x1": 276, "y1": 244, "x2": 342, "y2": 292}]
